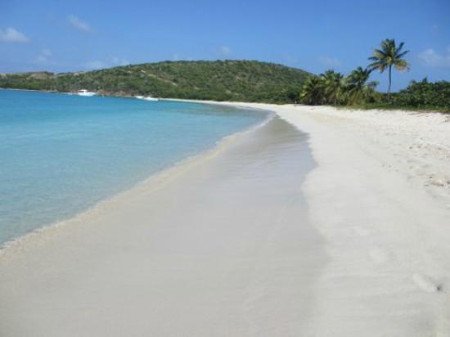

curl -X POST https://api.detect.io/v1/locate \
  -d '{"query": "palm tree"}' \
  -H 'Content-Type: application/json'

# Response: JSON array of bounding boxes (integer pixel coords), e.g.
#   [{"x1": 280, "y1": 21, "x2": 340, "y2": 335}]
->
[
  {"x1": 344, "y1": 67, "x2": 378, "y2": 104},
  {"x1": 300, "y1": 76, "x2": 324, "y2": 105},
  {"x1": 368, "y1": 39, "x2": 409, "y2": 96},
  {"x1": 321, "y1": 70, "x2": 344, "y2": 105},
  {"x1": 346, "y1": 67, "x2": 371, "y2": 92}
]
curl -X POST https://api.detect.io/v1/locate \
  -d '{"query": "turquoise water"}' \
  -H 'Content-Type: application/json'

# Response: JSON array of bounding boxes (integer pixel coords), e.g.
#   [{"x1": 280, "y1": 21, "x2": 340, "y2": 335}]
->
[{"x1": 0, "y1": 89, "x2": 266, "y2": 245}]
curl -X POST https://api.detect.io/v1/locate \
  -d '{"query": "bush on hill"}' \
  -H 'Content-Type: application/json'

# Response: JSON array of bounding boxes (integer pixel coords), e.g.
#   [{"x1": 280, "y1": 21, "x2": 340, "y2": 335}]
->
[{"x1": 0, "y1": 60, "x2": 310, "y2": 103}]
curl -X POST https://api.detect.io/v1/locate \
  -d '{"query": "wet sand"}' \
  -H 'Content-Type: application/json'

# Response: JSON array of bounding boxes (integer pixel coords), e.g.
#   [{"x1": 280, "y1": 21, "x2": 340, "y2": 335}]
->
[{"x1": 0, "y1": 116, "x2": 325, "y2": 336}]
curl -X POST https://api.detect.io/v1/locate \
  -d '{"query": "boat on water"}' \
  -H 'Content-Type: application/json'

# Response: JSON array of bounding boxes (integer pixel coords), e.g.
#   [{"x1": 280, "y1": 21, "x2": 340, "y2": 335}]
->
[
  {"x1": 135, "y1": 95, "x2": 159, "y2": 101},
  {"x1": 77, "y1": 89, "x2": 96, "y2": 97}
]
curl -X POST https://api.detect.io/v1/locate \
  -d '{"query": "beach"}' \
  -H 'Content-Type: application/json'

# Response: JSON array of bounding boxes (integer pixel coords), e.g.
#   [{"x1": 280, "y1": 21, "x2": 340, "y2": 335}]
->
[{"x1": 1, "y1": 102, "x2": 450, "y2": 336}]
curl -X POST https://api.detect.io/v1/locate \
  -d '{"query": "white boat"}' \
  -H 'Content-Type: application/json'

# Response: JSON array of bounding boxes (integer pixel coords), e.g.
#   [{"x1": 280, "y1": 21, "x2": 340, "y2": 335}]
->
[
  {"x1": 77, "y1": 89, "x2": 96, "y2": 97},
  {"x1": 135, "y1": 95, "x2": 159, "y2": 101}
]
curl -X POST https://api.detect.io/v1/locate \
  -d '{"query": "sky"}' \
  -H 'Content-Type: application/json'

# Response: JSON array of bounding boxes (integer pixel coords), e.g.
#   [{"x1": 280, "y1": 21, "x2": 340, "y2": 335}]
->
[{"x1": 1, "y1": 0, "x2": 449, "y2": 91}]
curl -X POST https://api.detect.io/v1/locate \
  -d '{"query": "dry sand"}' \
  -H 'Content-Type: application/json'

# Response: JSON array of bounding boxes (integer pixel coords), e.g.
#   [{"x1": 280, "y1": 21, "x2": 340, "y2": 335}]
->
[
  {"x1": 1, "y1": 101, "x2": 449, "y2": 337},
  {"x1": 276, "y1": 105, "x2": 450, "y2": 337}
]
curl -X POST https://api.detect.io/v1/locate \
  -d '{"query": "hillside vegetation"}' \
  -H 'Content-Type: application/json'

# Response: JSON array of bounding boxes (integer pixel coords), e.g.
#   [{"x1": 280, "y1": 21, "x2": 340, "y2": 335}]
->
[{"x1": 0, "y1": 60, "x2": 310, "y2": 103}]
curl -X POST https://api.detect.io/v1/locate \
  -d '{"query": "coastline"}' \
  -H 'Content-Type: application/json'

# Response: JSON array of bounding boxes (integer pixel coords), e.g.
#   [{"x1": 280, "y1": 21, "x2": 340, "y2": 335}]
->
[
  {"x1": 1, "y1": 98, "x2": 449, "y2": 336},
  {"x1": 0, "y1": 111, "x2": 325, "y2": 336},
  {"x1": 0, "y1": 106, "x2": 273, "y2": 254},
  {"x1": 0, "y1": 90, "x2": 272, "y2": 249}
]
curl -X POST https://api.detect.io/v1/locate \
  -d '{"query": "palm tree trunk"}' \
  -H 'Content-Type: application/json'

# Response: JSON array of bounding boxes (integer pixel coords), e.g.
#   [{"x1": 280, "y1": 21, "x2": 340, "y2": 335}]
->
[{"x1": 387, "y1": 65, "x2": 392, "y2": 98}]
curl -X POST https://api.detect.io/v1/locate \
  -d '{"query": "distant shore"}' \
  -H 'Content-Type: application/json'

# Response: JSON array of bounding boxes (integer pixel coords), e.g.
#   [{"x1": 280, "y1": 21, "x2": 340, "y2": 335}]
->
[{"x1": 1, "y1": 101, "x2": 449, "y2": 336}]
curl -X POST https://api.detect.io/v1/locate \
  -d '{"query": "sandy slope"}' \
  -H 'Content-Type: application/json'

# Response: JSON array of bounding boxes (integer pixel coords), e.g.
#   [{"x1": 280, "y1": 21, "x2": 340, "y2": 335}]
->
[{"x1": 222, "y1": 102, "x2": 450, "y2": 336}]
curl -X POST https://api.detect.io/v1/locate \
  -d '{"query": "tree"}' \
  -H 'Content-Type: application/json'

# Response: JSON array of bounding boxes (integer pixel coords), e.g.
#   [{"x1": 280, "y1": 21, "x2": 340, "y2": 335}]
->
[
  {"x1": 299, "y1": 76, "x2": 324, "y2": 105},
  {"x1": 368, "y1": 39, "x2": 409, "y2": 96},
  {"x1": 300, "y1": 70, "x2": 347, "y2": 105},
  {"x1": 344, "y1": 67, "x2": 378, "y2": 104},
  {"x1": 321, "y1": 70, "x2": 344, "y2": 105},
  {"x1": 346, "y1": 67, "x2": 371, "y2": 92}
]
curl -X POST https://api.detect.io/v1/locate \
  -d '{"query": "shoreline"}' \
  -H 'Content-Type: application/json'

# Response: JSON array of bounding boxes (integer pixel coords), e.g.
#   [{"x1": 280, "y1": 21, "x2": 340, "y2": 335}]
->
[
  {"x1": 0, "y1": 106, "x2": 274, "y2": 256},
  {"x1": 1, "y1": 99, "x2": 449, "y2": 336},
  {"x1": 0, "y1": 113, "x2": 322, "y2": 336},
  {"x1": 3, "y1": 87, "x2": 448, "y2": 114}
]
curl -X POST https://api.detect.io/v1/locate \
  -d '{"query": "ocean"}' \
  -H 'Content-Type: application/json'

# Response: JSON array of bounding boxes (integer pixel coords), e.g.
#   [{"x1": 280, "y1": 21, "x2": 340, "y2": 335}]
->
[{"x1": 0, "y1": 89, "x2": 266, "y2": 245}]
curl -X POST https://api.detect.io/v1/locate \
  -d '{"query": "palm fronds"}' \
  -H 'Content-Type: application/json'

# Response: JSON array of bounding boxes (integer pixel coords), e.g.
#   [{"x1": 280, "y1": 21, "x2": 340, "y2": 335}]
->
[{"x1": 368, "y1": 39, "x2": 409, "y2": 94}]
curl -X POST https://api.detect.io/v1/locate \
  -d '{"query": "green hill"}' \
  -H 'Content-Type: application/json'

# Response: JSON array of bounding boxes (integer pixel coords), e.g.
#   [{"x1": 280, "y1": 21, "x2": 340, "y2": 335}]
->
[{"x1": 0, "y1": 60, "x2": 311, "y2": 103}]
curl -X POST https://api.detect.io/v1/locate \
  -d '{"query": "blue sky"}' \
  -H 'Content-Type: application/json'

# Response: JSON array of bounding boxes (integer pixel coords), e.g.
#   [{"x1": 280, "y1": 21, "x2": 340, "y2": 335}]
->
[{"x1": 1, "y1": 0, "x2": 449, "y2": 91}]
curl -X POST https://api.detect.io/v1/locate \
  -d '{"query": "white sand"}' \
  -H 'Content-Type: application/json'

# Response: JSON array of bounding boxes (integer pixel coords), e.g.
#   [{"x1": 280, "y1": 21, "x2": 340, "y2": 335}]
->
[
  {"x1": 276, "y1": 105, "x2": 450, "y2": 337},
  {"x1": 218, "y1": 102, "x2": 450, "y2": 336},
  {"x1": 1, "y1": 101, "x2": 449, "y2": 337}
]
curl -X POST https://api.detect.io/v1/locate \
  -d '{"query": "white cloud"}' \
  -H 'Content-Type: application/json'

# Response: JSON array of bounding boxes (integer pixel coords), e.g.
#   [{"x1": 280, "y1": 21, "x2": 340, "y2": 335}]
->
[
  {"x1": 36, "y1": 49, "x2": 52, "y2": 63},
  {"x1": 318, "y1": 56, "x2": 341, "y2": 68},
  {"x1": 84, "y1": 57, "x2": 129, "y2": 70},
  {"x1": 418, "y1": 48, "x2": 450, "y2": 68},
  {"x1": 0, "y1": 27, "x2": 29, "y2": 43},
  {"x1": 218, "y1": 46, "x2": 232, "y2": 57},
  {"x1": 68, "y1": 15, "x2": 91, "y2": 32}
]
